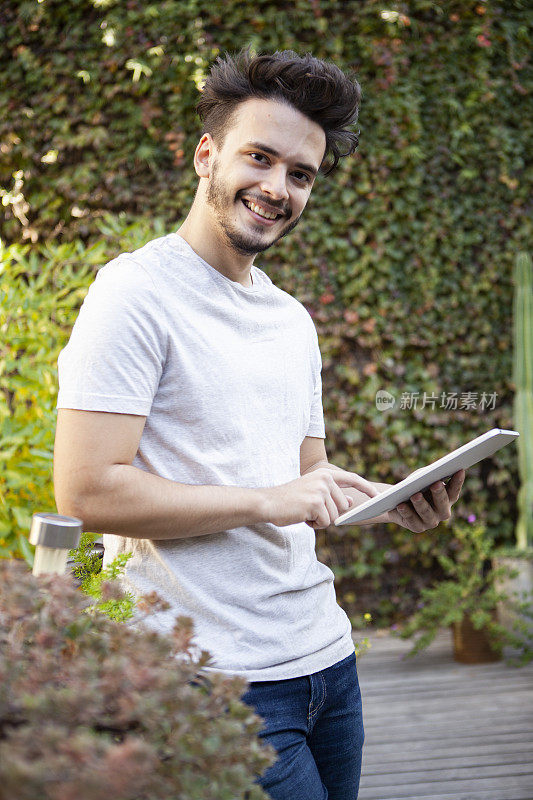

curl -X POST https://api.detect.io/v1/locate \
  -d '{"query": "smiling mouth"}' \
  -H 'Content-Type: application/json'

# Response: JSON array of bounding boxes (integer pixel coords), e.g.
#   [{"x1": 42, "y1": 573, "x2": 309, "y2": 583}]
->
[{"x1": 241, "y1": 198, "x2": 285, "y2": 222}]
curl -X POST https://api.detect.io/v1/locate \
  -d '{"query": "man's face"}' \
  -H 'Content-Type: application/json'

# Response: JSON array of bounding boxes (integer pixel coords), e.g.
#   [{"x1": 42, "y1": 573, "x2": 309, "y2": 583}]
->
[{"x1": 203, "y1": 98, "x2": 326, "y2": 256}]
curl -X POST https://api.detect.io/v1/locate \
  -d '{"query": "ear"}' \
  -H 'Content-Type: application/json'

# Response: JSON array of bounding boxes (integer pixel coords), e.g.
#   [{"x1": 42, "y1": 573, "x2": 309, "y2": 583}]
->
[{"x1": 194, "y1": 133, "x2": 216, "y2": 179}]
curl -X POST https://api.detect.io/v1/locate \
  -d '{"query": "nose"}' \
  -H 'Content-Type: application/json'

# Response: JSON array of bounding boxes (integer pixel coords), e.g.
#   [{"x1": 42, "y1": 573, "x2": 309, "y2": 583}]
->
[{"x1": 260, "y1": 165, "x2": 289, "y2": 202}]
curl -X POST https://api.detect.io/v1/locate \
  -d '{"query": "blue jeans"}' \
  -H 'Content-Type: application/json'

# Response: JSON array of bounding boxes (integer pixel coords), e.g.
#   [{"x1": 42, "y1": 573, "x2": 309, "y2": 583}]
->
[{"x1": 240, "y1": 651, "x2": 364, "y2": 800}]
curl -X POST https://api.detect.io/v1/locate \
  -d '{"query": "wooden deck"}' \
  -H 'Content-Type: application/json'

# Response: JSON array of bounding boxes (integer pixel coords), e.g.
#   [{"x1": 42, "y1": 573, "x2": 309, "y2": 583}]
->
[{"x1": 354, "y1": 629, "x2": 533, "y2": 800}]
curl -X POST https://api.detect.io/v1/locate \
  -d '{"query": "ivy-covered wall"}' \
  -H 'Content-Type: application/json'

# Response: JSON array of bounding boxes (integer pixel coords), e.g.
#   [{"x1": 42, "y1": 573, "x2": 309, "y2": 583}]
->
[{"x1": 1, "y1": 0, "x2": 531, "y2": 624}]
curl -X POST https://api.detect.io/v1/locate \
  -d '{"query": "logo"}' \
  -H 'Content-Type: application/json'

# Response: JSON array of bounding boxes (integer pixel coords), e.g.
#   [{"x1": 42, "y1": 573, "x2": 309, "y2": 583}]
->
[{"x1": 375, "y1": 390, "x2": 396, "y2": 411}]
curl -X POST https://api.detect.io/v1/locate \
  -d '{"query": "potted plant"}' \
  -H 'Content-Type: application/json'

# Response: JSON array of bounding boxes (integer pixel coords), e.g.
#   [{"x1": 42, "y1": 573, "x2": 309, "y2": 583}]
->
[
  {"x1": 397, "y1": 521, "x2": 533, "y2": 664},
  {"x1": 493, "y1": 251, "x2": 533, "y2": 636}
]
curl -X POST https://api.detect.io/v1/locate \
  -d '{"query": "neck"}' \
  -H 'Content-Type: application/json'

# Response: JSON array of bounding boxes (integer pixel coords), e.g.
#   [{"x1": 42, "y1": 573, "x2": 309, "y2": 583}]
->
[{"x1": 177, "y1": 200, "x2": 255, "y2": 289}]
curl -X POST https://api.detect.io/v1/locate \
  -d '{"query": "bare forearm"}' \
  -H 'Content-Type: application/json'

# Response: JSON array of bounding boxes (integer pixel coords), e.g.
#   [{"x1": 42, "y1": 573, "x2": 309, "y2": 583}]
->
[{"x1": 62, "y1": 464, "x2": 268, "y2": 540}]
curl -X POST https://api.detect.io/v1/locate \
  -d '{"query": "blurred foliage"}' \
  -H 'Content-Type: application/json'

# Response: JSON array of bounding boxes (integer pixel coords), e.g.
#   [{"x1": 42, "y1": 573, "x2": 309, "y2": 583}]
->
[
  {"x1": 1, "y1": 0, "x2": 531, "y2": 625},
  {"x1": 0, "y1": 237, "x2": 97, "y2": 558},
  {"x1": 0, "y1": 559, "x2": 275, "y2": 799}
]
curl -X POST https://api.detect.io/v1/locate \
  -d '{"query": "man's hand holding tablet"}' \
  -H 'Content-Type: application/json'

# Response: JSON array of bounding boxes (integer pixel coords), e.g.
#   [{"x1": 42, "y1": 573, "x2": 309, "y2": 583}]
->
[
  {"x1": 264, "y1": 430, "x2": 517, "y2": 531},
  {"x1": 383, "y1": 469, "x2": 465, "y2": 532},
  {"x1": 334, "y1": 429, "x2": 519, "y2": 530},
  {"x1": 300, "y1": 466, "x2": 466, "y2": 531}
]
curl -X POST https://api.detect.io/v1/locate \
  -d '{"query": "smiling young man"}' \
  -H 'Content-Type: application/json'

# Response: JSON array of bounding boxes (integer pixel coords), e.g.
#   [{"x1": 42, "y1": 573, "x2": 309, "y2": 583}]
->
[{"x1": 54, "y1": 50, "x2": 464, "y2": 800}]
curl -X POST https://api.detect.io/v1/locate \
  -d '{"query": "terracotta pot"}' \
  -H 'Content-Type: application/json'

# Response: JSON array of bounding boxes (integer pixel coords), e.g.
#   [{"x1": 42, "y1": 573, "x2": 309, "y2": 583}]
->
[{"x1": 451, "y1": 614, "x2": 501, "y2": 664}]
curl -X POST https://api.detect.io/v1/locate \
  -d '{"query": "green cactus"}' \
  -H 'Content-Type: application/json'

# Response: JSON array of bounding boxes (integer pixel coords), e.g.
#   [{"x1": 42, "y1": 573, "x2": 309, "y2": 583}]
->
[{"x1": 513, "y1": 252, "x2": 533, "y2": 550}]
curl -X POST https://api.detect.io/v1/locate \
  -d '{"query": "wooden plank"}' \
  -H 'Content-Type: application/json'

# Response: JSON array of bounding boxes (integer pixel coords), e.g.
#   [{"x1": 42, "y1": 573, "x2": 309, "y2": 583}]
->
[
  {"x1": 363, "y1": 736, "x2": 533, "y2": 752},
  {"x1": 360, "y1": 675, "x2": 533, "y2": 691},
  {"x1": 363, "y1": 740, "x2": 533, "y2": 763},
  {"x1": 365, "y1": 748, "x2": 533, "y2": 779},
  {"x1": 360, "y1": 763, "x2": 533, "y2": 783},
  {"x1": 363, "y1": 706, "x2": 532, "y2": 721},
  {"x1": 362, "y1": 720, "x2": 533, "y2": 738},
  {"x1": 363, "y1": 752, "x2": 533, "y2": 772},
  {"x1": 359, "y1": 790, "x2": 533, "y2": 800}
]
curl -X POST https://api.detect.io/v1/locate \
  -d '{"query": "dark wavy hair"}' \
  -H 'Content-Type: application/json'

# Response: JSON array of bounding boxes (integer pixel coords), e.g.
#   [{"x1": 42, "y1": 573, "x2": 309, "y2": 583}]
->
[{"x1": 196, "y1": 48, "x2": 362, "y2": 175}]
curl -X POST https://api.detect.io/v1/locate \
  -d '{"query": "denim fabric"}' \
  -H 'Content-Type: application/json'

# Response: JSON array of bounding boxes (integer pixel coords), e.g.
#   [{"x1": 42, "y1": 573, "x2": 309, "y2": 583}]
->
[{"x1": 240, "y1": 651, "x2": 364, "y2": 800}]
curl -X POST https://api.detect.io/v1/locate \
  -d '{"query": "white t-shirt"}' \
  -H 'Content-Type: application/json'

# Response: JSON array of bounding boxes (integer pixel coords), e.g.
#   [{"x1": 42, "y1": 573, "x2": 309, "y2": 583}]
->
[{"x1": 57, "y1": 232, "x2": 355, "y2": 681}]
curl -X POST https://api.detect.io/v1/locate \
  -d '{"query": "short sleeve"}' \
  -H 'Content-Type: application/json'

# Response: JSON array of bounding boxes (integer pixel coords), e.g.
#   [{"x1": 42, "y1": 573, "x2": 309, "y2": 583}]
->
[
  {"x1": 306, "y1": 319, "x2": 326, "y2": 439},
  {"x1": 56, "y1": 256, "x2": 167, "y2": 415}
]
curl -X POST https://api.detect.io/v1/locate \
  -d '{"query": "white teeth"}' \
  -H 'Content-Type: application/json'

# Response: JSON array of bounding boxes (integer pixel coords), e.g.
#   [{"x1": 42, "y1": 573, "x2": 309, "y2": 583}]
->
[{"x1": 244, "y1": 200, "x2": 279, "y2": 220}]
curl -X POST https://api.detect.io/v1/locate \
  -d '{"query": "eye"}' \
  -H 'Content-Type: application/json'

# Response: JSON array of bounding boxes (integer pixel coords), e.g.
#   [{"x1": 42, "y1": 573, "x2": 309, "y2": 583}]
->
[
  {"x1": 292, "y1": 171, "x2": 311, "y2": 184},
  {"x1": 250, "y1": 152, "x2": 269, "y2": 164}
]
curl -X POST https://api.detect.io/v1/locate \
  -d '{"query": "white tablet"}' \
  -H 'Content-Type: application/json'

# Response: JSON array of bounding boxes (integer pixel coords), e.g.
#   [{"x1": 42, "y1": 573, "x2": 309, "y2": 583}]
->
[{"x1": 334, "y1": 428, "x2": 519, "y2": 526}]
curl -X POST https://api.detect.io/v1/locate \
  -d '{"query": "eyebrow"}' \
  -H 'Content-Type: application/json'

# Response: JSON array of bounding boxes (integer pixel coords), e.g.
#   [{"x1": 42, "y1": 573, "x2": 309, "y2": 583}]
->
[{"x1": 244, "y1": 141, "x2": 319, "y2": 178}]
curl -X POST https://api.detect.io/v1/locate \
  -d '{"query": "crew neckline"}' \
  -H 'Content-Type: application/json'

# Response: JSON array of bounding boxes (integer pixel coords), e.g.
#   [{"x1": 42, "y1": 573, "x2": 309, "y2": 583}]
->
[{"x1": 170, "y1": 232, "x2": 262, "y2": 294}]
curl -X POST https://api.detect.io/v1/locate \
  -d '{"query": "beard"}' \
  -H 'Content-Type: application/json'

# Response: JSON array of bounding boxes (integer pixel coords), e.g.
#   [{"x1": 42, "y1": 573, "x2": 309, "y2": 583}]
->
[{"x1": 206, "y1": 162, "x2": 302, "y2": 256}]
